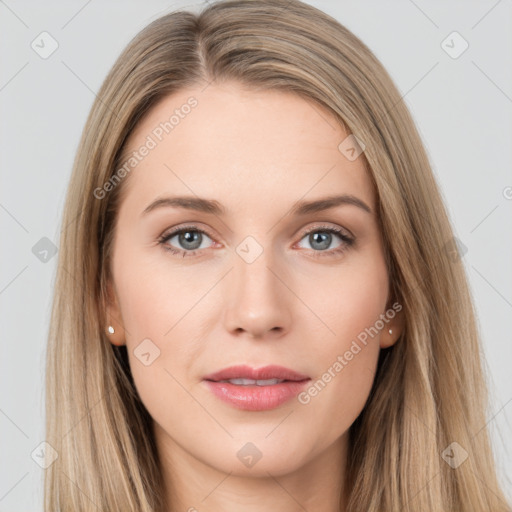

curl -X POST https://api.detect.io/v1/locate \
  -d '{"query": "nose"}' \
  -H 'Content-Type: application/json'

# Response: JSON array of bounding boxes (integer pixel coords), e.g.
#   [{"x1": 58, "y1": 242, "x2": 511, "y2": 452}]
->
[{"x1": 222, "y1": 245, "x2": 292, "y2": 339}]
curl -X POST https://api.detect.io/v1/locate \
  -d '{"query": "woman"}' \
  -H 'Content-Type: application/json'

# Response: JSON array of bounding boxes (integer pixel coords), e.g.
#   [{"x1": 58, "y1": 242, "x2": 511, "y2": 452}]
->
[{"x1": 44, "y1": 0, "x2": 511, "y2": 510}]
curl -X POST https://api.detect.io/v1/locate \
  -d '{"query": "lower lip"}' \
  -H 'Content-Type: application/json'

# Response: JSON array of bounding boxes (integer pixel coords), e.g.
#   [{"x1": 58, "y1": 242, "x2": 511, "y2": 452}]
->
[{"x1": 204, "y1": 380, "x2": 310, "y2": 411}]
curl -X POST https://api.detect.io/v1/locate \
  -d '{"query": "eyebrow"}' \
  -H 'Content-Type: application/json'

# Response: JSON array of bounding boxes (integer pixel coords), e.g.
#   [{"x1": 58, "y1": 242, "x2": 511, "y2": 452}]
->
[{"x1": 141, "y1": 194, "x2": 372, "y2": 217}]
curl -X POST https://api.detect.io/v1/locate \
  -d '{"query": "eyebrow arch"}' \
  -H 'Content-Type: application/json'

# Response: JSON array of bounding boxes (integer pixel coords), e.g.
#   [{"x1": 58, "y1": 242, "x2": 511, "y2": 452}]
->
[
  {"x1": 142, "y1": 196, "x2": 225, "y2": 216},
  {"x1": 291, "y1": 194, "x2": 372, "y2": 216},
  {"x1": 141, "y1": 194, "x2": 372, "y2": 217}
]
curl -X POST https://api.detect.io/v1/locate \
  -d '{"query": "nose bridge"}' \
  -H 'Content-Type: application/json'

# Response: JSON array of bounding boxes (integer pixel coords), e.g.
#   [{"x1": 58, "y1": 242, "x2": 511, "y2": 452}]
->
[{"x1": 222, "y1": 235, "x2": 291, "y2": 336}]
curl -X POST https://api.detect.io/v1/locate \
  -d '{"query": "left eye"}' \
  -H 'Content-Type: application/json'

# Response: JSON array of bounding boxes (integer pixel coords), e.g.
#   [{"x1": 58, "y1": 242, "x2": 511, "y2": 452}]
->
[{"x1": 296, "y1": 227, "x2": 349, "y2": 252}]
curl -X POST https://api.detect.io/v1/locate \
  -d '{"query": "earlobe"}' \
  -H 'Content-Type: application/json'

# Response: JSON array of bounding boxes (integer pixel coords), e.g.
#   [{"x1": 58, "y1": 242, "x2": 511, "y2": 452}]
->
[
  {"x1": 104, "y1": 281, "x2": 126, "y2": 346},
  {"x1": 380, "y1": 307, "x2": 405, "y2": 349},
  {"x1": 105, "y1": 319, "x2": 126, "y2": 346},
  {"x1": 380, "y1": 327, "x2": 398, "y2": 349}
]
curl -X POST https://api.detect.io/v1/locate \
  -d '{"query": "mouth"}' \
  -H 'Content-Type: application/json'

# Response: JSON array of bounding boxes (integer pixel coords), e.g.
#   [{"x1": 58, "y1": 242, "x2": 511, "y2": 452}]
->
[{"x1": 203, "y1": 365, "x2": 311, "y2": 411}]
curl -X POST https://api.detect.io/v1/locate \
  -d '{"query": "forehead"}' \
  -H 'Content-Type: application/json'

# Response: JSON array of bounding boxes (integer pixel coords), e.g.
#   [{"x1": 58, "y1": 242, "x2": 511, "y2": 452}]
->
[{"x1": 117, "y1": 81, "x2": 375, "y2": 217}]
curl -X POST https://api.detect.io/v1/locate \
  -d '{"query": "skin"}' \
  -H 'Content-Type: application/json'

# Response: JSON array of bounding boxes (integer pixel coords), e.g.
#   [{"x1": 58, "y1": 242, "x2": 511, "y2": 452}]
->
[{"x1": 105, "y1": 80, "x2": 404, "y2": 512}]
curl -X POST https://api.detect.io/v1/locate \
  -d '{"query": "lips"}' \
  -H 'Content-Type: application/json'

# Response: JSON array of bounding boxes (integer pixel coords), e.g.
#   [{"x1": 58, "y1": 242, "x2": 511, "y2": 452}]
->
[
  {"x1": 203, "y1": 364, "x2": 310, "y2": 383},
  {"x1": 203, "y1": 365, "x2": 311, "y2": 411}
]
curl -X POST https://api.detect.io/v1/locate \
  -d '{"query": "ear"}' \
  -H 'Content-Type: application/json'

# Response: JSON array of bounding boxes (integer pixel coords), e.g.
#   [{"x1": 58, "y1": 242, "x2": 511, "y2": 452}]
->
[
  {"x1": 380, "y1": 300, "x2": 405, "y2": 349},
  {"x1": 103, "y1": 279, "x2": 126, "y2": 347}
]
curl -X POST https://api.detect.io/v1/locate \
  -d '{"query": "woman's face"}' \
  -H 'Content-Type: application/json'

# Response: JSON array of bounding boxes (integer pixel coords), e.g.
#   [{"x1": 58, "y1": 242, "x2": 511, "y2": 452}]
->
[{"x1": 106, "y1": 81, "x2": 402, "y2": 478}]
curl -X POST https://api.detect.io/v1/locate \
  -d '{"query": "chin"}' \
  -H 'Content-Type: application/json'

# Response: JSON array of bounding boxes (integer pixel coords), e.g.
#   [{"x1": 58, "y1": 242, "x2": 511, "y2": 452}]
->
[{"x1": 198, "y1": 430, "x2": 314, "y2": 477}]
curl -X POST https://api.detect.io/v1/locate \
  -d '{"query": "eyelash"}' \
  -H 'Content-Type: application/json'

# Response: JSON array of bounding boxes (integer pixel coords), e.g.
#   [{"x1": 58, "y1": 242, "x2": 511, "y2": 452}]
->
[{"x1": 157, "y1": 224, "x2": 355, "y2": 259}]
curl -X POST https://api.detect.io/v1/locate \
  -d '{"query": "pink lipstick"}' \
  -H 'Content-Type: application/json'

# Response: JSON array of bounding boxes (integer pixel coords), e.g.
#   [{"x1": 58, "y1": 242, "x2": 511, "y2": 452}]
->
[{"x1": 203, "y1": 365, "x2": 310, "y2": 411}]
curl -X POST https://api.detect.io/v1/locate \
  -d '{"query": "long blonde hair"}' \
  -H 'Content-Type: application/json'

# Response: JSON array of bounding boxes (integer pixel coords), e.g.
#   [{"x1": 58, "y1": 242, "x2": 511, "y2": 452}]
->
[{"x1": 44, "y1": 1, "x2": 511, "y2": 510}]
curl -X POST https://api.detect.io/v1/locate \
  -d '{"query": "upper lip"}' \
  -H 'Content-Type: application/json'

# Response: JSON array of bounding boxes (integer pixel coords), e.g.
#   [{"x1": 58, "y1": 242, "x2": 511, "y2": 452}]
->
[{"x1": 203, "y1": 365, "x2": 310, "y2": 382}]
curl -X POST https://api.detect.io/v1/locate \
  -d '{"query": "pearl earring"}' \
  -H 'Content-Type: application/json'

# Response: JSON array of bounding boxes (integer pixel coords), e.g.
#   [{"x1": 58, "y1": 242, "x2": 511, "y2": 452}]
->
[
  {"x1": 108, "y1": 325, "x2": 115, "y2": 334},
  {"x1": 388, "y1": 328, "x2": 393, "y2": 335}
]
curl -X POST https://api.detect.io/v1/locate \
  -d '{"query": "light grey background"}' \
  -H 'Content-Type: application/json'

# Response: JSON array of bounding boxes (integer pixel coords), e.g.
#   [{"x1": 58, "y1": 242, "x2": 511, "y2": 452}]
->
[{"x1": 1, "y1": 1, "x2": 511, "y2": 510}]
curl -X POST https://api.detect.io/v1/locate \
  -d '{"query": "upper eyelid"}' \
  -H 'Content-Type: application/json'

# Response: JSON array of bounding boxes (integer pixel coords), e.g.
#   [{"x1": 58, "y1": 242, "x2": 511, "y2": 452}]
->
[{"x1": 161, "y1": 224, "x2": 216, "y2": 241}]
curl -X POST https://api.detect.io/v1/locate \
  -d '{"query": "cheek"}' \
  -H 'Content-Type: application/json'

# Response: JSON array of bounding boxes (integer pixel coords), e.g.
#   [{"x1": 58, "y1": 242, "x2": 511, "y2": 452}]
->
[
  {"x1": 297, "y1": 245, "x2": 388, "y2": 355},
  {"x1": 294, "y1": 250, "x2": 388, "y2": 435},
  {"x1": 111, "y1": 244, "x2": 184, "y2": 395},
  {"x1": 114, "y1": 244, "x2": 204, "y2": 339},
  {"x1": 112, "y1": 243, "x2": 223, "y2": 410}
]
